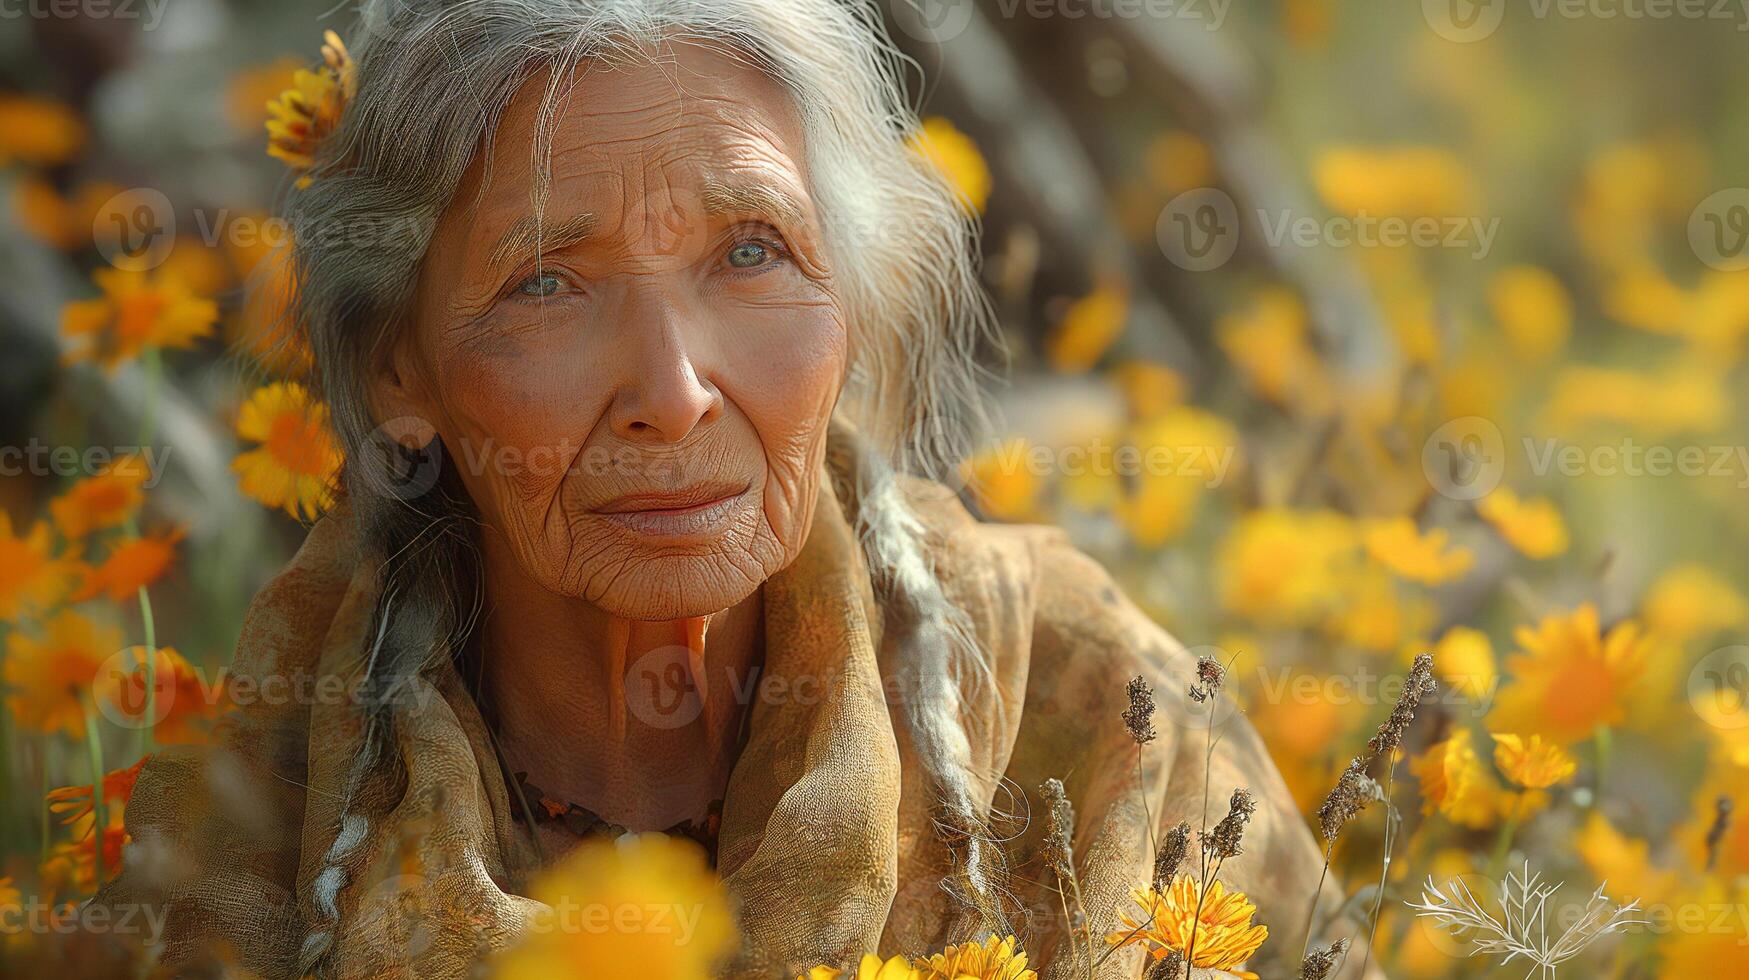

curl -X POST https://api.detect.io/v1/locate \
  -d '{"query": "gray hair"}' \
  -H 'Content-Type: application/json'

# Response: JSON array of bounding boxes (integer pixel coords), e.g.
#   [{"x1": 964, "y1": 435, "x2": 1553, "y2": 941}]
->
[{"x1": 279, "y1": 0, "x2": 1007, "y2": 969}]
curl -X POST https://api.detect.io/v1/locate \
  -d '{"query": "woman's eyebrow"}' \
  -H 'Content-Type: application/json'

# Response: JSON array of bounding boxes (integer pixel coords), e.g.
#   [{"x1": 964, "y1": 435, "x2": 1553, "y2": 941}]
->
[
  {"x1": 700, "y1": 177, "x2": 805, "y2": 226},
  {"x1": 488, "y1": 212, "x2": 599, "y2": 268}
]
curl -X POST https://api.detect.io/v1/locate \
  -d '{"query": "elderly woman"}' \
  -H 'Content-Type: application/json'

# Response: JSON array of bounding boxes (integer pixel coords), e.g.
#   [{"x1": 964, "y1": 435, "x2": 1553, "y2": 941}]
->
[{"x1": 101, "y1": 0, "x2": 1361, "y2": 976}]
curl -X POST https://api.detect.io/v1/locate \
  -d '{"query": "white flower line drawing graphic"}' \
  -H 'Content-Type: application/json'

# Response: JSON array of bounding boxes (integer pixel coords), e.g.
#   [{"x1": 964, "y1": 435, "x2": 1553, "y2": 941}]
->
[{"x1": 1406, "y1": 861, "x2": 1646, "y2": 978}]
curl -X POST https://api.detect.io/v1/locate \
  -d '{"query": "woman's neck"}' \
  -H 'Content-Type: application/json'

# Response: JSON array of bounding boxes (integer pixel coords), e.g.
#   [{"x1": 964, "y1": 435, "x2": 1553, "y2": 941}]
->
[{"x1": 477, "y1": 534, "x2": 764, "y2": 840}]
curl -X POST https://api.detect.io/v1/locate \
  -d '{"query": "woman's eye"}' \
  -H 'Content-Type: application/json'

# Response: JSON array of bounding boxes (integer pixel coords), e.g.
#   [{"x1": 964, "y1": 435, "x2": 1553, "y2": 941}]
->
[
  {"x1": 726, "y1": 241, "x2": 772, "y2": 269},
  {"x1": 516, "y1": 273, "x2": 563, "y2": 297}
]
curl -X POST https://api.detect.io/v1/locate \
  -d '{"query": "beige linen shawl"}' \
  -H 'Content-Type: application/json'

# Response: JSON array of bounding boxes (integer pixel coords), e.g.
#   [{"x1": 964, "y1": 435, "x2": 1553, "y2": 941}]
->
[{"x1": 100, "y1": 433, "x2": 1360, "y2": 978}]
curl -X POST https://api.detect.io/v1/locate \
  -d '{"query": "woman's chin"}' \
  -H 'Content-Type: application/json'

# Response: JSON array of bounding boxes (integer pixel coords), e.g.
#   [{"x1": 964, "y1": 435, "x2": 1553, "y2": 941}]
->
[{"x1": 577, "y1": 558, "x2": 765, "y2": 622}]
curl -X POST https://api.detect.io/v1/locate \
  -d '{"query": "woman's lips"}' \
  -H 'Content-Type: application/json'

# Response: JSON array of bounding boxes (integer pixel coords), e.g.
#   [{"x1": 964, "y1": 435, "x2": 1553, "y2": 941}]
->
[{"x1": 593, "y1": 483, "x2": 751, "y2": 538}]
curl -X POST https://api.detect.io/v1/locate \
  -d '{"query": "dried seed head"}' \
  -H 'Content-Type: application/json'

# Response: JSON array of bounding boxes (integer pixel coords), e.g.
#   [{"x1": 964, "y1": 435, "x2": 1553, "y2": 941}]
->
[
  {"x1": 1299, "y1": 938, "x2": 1350, "y2": 980},
  {"x1": 1366, "y1": 653, "x2": 1437, "y2": 759},
  {"x1": 1707, "y1": 795, "x2": 1734, "y2": 872},
  {"x1": 1200, "y1": 788, "x2": 1257, "y2": 860},
  {"x1": 1152, "y1": 821, "x2": 1192, "y2": 890},
  {"x1": 1188, "y1": 655, "x2": 1225, "y2": 704},
  {"x1": 1124, "y1": 675, "x2": 1158, "y2": 746},
  {"x1": 1316, "y1": 757, "x2": 1379, "y2": 844},
  {"x1": 1041, "y1": 777, "x2": 1076, "y2": 878}
]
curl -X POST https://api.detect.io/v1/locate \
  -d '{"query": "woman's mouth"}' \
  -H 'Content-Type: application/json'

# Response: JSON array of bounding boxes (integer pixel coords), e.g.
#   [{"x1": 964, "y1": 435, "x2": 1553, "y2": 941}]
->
[{"x1": 592, "y1": 482, "x2": 752, "y2": 538}]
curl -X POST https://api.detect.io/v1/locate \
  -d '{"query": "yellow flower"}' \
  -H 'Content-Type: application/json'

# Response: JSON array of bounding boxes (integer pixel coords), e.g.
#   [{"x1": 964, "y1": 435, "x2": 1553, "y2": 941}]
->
[
  {"x1": 1313, "y1": 146, "x2": 1472, "y2": 217},
  {"x1": 0, "y1": 93, "x2": 84, "y2": 166},
  {"x1": 1491, "y1": 733, "x2": 1577, "y2": 789},
  {"x1": 491, "y1": 834, "x2": 735, "y2": 980},
  {"x1": 1109, "y1": 361, "x2": 1186, "y2": 419},
  {"x1": 1487, "y1": 266, "x2": 1571, "y2": 363},
  {"x1": 1324, "y1": 569, "x2": 1434, "y2": 653},
  {"x1": 4, "y1": 610, "x2": 121, "y2": 740},
  {"x1": 914, "y1": 935, "x2": 1036, "y2": 980},
  {"x1": 963, "y1": 438, "x2": 1042, "y2": 522},
  {"x1": 265, "y1": 31, "x2": 355, "y2": 182},
  {"x1": 1429, "y1": 626, "x2": 1497, "y2": 703},
  {"x1": 1114, "y1": 407, "x2": 1237, "y2": 547},
  {"x1": 1047, "y1": 281, "x2": 1128, "y2": 373},
  {"x1": 910, "y1": 116, "x2": 990, "y2": 214},
  {"x1": 48, "y1": 454, "x2": 150, "y2": 540},
  {"x1": 226, "y1": 56, "x2": 303, "y2": 132},
  {"x1": 1216, "y1": 288, "x2": 1330, "y2": 413},
  {"x1": 1576, "y1": 812, "x2": 1679, "y2": 907},
  {"x1": 1543, "y1": 360, "x2": 1729, "y2": 436},
  {"x1": 1143, "y1": 130, "x2": 1214, "y2": 194},
  {"x1": 1476, "y1": 489, "x2": 1568, "y2": 559},
  {"x1": 232, "y1": 382, "x2": 343, "y2": 520},
  {"x1": 1487, "y1": 605, "x2": 1649, "y2": 745},
  {"x1": 74, "y1": 527, "x2": 182, "y2": 603},
  {"x1": 14, "y1": 178, "x2": 124, "y2": 251},
  {"x1": 1410, "y1": 727, "x2": 1499, "y2": 829},
  {"x1": 1217, "y1": 509, "x2": 1358, "y2": 626},
  {"x1": 1106, "y1": 875, "x2": 1268, "y2": 980},
  {"x1": 1644, "y1": 563, "x2": 1747, "y2": 642},
  {"x1": 1361, "y1": 517, "x2": 1474, "y2": 585},
  {"x1": 61, "y1": 267, "x2": 218, "y2": 370},
  {"x1": 0, "y1": 513, "x2": 75, "y2": 621}
]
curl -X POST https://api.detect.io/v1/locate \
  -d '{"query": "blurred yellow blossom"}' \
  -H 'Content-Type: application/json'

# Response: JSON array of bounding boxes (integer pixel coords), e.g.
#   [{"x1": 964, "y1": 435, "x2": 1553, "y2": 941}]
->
[
  {"x1": 1216, "y1": 288, "x2": 1330, "y2": 412},
  {"x1": 1644, "y1": 563, "x2": 1747, "y2": 642},
  {"x1": 1492, "y1": 733, "x2": 1577, "y2": 789},
  {"x1": 1109, "y1": 360, "x2": 1185, "y2": 419},
  {"x1": 1487, "y1": 265, "x2": 1571, "y2": 363},
  {"x1": 1143, "y1": 130, "x2": 1214, "y2": 195},
  {"x1": 1313, "y1": 146, "x2": 1473, "y2": 217},
  {"x1": 0, "y1": 513, "x2": 73, "y2": 621},
  {"x1": 13, "y1": 178, "x2": 123, "y2": 251},
  {"x1": 1576, "y1": 812, "x2": 1679, "y2": 907},
  {"x1": 1429, "y1": 626, "x2": 1497, "y2": 704},
  {"x1": 1047, "y1": 281, "x2": 1128, "y2": 373},
  {"x1": 1114, "y1": 407, "x2": 1237, "y2": 547},
  {"x1": 1411, "y1": 727, "x2": 1500, "y2": 829},
  {"x1": 73, "y1": 527, "x2": 182, "y2": 603},
  {"x1": 1361, "y1": 517, "x2": 1473, "y2": 585},
  {"x1": 1217, "y1": 509, "x2": 1358, "y2": 625},
  {"x1": 60, "y1": 267, "x2": 219, "y2": 370},
  {"x1": 1476, "y1": 488, "x2": 1568, "y2": 559},
  {"x1": 3, "y1": 610, "x2": 121, "y2": 740},
  {"x1": 490, "y1": 834, "x2": 735, "y2": 980},
  {"x1": 226, "y1": 56, "x2": 302, "y2": 132},
  {"x1": 232, "y1": 382, "x2": 343, "y2": 521},
  {"x1": 964, "y1": 438, "x2": 1044, "y2": 522},
  {"x1": 49, "y1": 455, "x2": 150, "y2": 539},
  {"x1": 1487, "y1": 605, "x2": 1649, "y2": 745},
  {"x1": 910, "y1": 116, "x2": 991, "y2": 215},
  {"x1": 1324, "y1": 569, "x2": 1434, "y2": 653},
  {"x1": 0, "y1": 94, "x2": 84, "y2": 166},
  {"x1": 1543, "y1": 360, "x2": 1729, "y2": 436}
]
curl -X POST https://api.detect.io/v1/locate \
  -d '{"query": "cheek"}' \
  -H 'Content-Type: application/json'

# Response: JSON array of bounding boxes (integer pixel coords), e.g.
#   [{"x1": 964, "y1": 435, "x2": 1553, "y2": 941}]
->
[{"x1": 718, "y1": 300, "x2": 847, "y2": 545}]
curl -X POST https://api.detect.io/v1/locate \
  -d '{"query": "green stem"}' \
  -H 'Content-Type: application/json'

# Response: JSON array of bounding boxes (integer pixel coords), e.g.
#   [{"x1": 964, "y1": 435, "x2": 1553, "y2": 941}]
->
[
  {"x1": 82, "y1": 698, "x2": 107, "y2": 889},
  {"x1": 138, "y1": 585, "x2": 157, "y2": 755},
  {"x1": 1593, "y1": 726, "x2": 1612, "y2": 801},
  {"x1": 1488, "y1": 813, "x2": 1521, "y2": 882},
  {"x1": 138, "y1": 346, "x2": 162, "y2": 451}
]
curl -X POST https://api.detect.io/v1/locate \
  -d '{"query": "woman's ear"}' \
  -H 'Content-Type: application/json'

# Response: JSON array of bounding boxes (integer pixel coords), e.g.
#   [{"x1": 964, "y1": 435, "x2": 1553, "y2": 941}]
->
[{"x1": 368, "y1": 338, "x2": 440, "y2": 451}]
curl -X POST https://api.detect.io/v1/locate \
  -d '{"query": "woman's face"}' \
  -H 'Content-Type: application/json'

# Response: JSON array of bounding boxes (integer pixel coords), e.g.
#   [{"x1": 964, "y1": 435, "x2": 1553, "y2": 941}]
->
[{"x1": 378, "y1": 44, "x2": 848, "y2": 620}]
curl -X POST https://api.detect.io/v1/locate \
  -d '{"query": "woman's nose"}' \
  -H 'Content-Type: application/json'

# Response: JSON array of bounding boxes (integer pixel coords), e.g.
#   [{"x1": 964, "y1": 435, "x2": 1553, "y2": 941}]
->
[{"x1": 607, "y1": 292, "x2": 724, "y2": 445}]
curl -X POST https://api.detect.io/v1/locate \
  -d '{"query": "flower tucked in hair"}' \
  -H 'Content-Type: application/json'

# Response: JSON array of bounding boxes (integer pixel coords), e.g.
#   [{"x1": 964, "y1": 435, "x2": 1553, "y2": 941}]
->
[
  {"x1": 265, "y1": 30, "x2": 355, "y2": 185},
  {"x1": 1107, "y1": 874, "x2": 1269, "y2": 980},
  {"x1": 913, "y1": 935, "x2": 1036, "y2": 980}
]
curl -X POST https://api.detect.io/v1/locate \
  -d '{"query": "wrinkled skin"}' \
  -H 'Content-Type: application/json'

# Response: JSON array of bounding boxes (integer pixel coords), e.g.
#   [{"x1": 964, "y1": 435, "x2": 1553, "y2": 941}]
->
[
  {"x1": 376, "y1": 43, "x2": 847, "y2": 622},
  {"x1": 371, "y1": 43, "x2": 849, "y2": 837}
]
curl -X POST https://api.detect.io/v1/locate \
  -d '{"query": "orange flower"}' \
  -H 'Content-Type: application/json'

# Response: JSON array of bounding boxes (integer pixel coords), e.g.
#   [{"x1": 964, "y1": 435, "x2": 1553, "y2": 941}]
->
[
  {"x1": 94, "y1": 646, "x2": 220, "y2": 745},
  {"x1": 1487, "y1": 605, "x2": 1650, "y2": 745},
  {"x1": 1491, "y1": 733, "x2": 1578, "y2": 789},
  {"x1": 13, "y1": 178, "x2": 123, "y2": 251},
  {"x1": 0, "y1": 513, "x2": 75, "y2": 621},
  {"x1": 3, "y1": 610, "x2": 121, "y2": 739},
  {"x1": 46, "y1": 755, "x2": 149, "y2": 839},
  {"x1": 1106, "y1": 875, "x2": 1269, "y2": 980},
  {"x1": 226, "y1": 56, "x2": 303, "y2": 132},
  {"x1": 232, "y1": 382, "x2": 343, "y2": 520},
  {"x1": 1476, "y1": 489, "x2": 1569, "y2": 560},
  {"x1": 0, "y1": 93, "x2": 84, "y2": 166},
  {"x1": 74, "y1": 527, "x2": 183, "y2": 602},
  {"x1": 265, "y1": 31, "x2": 354, "y2": 182},
  {"x1": 61, "y1": 267, "x2": 218, "y2": 369},
  {"x1": 49, "y1": 455, "x2": 150, "y2": 539},
  {"x1": 1410, "y1": 727, "x2": 1499, "y2": 829},
  {"x1": 41, "y1": 808, "x2": 127, "y2": 895},
  {"x1": 1362, "y1": 517, "x2": 1474, "y2": 585}
]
